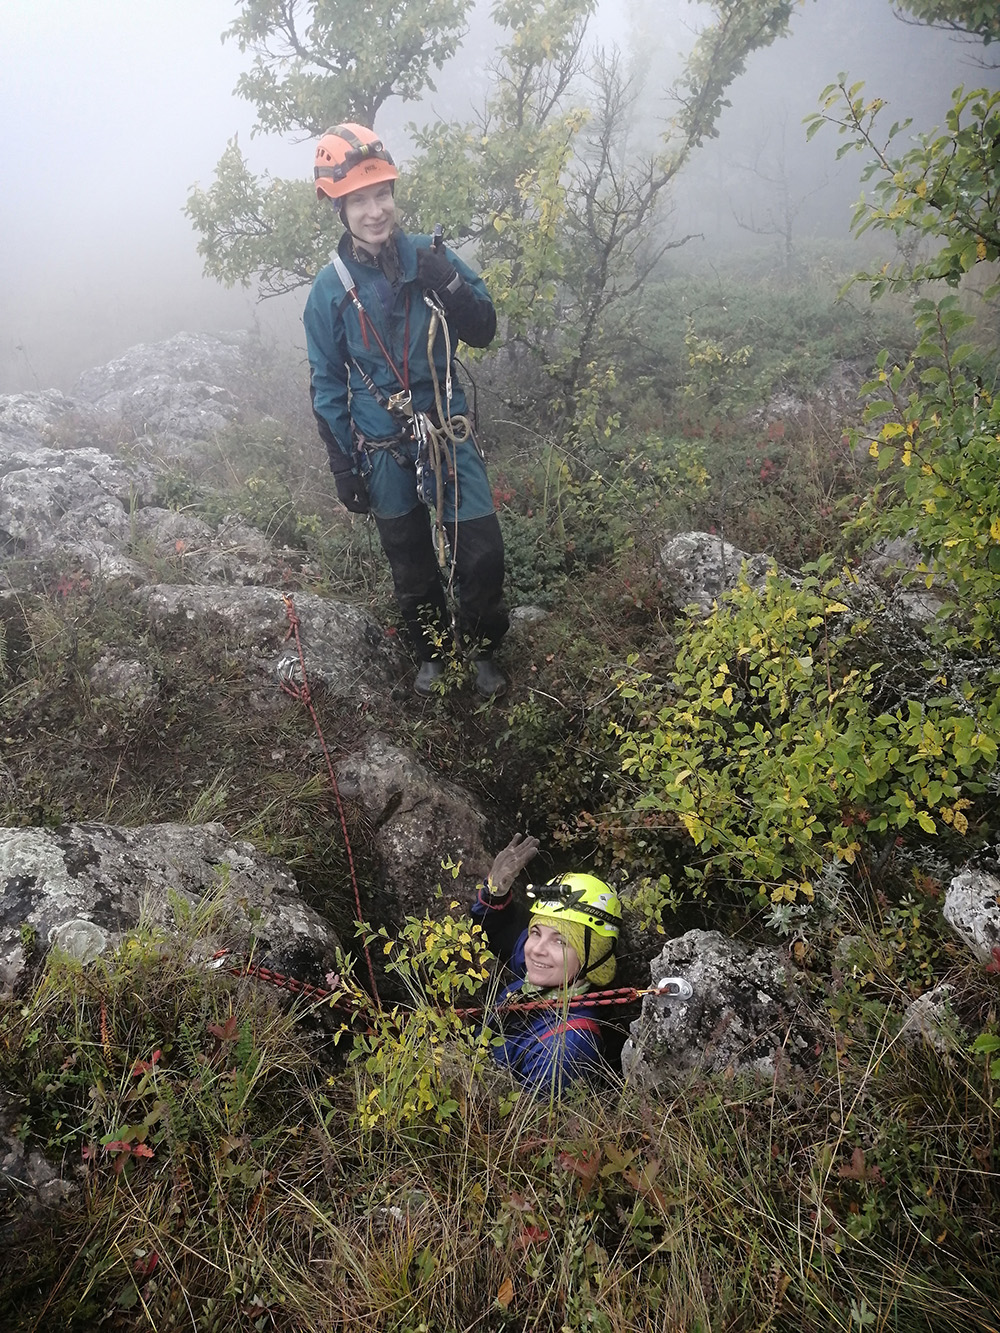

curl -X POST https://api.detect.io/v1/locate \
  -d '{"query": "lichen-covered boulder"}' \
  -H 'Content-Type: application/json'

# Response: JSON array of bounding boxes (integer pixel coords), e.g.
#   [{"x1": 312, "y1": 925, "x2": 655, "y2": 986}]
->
[
  {"x1": 944, "y1": 855, "x2": 1000, "y2": 964},
  {"x1": 0, "y1": 822, "x2": 340, "y2": 996},
  {"x1": 856, "y1": 536, "x2": 950, "y2": 625},
  {"x1": 334, "y1": 733, "x2": 493, "y2": 919},
  {"x1": 899, "y1": 983, "x2": 959, "y2": 1053},
  {"x1": 658, "y1": 531, "x2": 787, "y2": 614},
  {"x1": 1, "y1": 355, "x2": 318, "y2": 587},
  {"x1": 134, "y1": 584, "x2": 403, "y2": 703},
  {"x1": 0, "y1": 1098, "x2": 78, "y2": 1213},
  {"x1": 73, "y1": 331, "x2": 247, "y2": 447},
  {"x1": 0, "y1": 434, "x2": 157, "y2": 581},
  {"x1": 0, "y1": 428, "x2": 318, "y2": 589},
  {"x1": 622, "y1": 929, "x2": 821, "y2": 1087},
  {"x1": 88, "y1": 649, "x2": 160, "y2": 714},
  {"x1": 0, "y1": 389, "x2": 103, "y2": 449},
  {"x1": 129, "y1": 507, "x2": 316, "y2": 586}
]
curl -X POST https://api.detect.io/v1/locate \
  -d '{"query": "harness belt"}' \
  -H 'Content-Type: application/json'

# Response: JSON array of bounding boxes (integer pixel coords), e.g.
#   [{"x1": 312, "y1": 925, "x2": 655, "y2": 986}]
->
[{"x1": 331, "y1": 250, "x2": 476, "y2": 570}]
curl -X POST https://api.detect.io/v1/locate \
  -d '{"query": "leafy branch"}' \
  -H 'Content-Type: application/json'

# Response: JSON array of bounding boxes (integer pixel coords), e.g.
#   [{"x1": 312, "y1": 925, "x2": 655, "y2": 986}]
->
[{"x1": 805, "y1": 81, "x2": 1000, "y2": 296}]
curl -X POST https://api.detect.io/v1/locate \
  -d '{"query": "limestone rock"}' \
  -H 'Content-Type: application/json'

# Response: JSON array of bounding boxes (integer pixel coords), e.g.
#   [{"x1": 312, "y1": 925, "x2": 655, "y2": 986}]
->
[
  {"x1": 622, "y1": 929, "x2": 821, "y2": 1086},
  {"x1": 129, "y1": 508, "x2": 314, "y2": 586},
  {"x1": 857, "y1": 536, "x2": 950, "y2": 625},
  {"x1": 659, "y1": 531, "x2": 787, "y2": 614},
  {"x1": 899, "y1": 983, "x2": 958, "y2": 1052},
  {"x1": 0, "y1": 389, "x2": 103, "y2": 448},
  {"x1": 0, "y1": 435, "x2": 157, "y2": 580},
  {"x1": 73, "y1": 331, "x2": 248, "y2": 447},
  {"x1": 88, "y1": 650, "x2": 159, "y2": 713},
  {"x1": 0, "y1": 822, "x2": 340, "y2": 996},
  {"x1": 943, "y1": 856, "x2": 1000, "y2": 964},
  {"x1": 0, "y1": 1125, "x2": 78, "y2": 1213},
  {"x1": 750, "y1": 358, "x2": 870, "y2": 429},
  {"x1": 135, "y1": 584, "x2": 402, "y2": 703},
  {"x1": 509, "y1": 605, "x2": 549, "y2": 629},
  {"x1": 1, "y1": 358, "x2": 316, "y2": 587},
  {"x1": 0, "y1": 410, "x2": 307, "y2": 588},
  {"x1": 334, "y1": 733, "x2": 492, "y2": 917}
]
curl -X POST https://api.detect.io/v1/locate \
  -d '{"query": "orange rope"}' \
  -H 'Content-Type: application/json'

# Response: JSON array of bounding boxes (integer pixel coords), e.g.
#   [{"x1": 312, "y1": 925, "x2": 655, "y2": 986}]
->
[{"x1": 280, "y1": 594, "x2": 380, "y2": 1007}]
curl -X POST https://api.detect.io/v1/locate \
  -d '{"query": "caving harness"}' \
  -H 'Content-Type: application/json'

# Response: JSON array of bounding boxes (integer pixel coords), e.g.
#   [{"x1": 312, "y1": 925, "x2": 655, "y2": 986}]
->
[{"x1": 329, "y1": 247, "x2": 475, "y2": 574}]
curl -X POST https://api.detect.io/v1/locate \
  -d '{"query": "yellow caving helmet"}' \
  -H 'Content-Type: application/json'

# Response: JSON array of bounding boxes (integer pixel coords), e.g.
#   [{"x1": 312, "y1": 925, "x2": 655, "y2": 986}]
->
[
  {"x1": 528, "y1": 873, "x2": 621, "y2": 987},
  {"x1": 527, "y1": 873, "x2": 621, "y2": 939}
]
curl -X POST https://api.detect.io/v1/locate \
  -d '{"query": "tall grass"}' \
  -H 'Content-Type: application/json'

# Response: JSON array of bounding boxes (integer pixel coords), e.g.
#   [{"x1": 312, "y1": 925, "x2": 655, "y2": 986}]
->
[{"x1": 2, "y1": 908, "x2": 997, "y2": 1332}]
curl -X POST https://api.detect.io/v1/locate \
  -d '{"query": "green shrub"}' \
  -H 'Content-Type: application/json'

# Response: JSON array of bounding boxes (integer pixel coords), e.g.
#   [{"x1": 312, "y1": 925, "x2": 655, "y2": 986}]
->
[
  {"x1": 347, "y1": 909, "x2": 498, "y2": 1134},
  {"x1": 634, "y1": 255, "x2": 914, "y2": 412},
  {"x1": 611, "y1": 561, "x2": 1000, "y2": 904},
  {"x1": 853, "y1": 295, "x2": 1000, "y2": 649}
]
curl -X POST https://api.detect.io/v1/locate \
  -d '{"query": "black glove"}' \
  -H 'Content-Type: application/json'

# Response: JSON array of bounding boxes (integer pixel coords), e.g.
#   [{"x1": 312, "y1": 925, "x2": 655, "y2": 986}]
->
[
  {"x1": 334, "y1": 471, "x2": 370, "y2": 514},
  {"x1": 416, "y1": 247, "x2": 463, "y2": 298}
]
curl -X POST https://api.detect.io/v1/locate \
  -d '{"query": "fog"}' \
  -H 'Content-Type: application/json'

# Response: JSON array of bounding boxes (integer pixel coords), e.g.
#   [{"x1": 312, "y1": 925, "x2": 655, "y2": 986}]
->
[
  {"x1": 2, "y1": 0, "x2": 996, "y2": 395},
  {"x1": 1, "y1": 0, "x2": 302, "y2": 393},
  {"x1": 649, "y1": 1, "x2": 1000, "y2": 261}
]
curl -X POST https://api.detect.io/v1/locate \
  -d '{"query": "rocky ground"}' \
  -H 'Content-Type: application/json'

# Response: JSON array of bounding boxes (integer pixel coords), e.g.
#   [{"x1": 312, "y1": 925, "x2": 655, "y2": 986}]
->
[{"x1": 2, "y1": 332, "x2": 997, "y2": 1218}]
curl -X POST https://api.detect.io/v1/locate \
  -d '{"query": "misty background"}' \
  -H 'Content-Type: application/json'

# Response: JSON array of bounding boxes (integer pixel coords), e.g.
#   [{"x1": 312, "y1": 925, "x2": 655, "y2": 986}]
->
[{"x1": 2, "y1": 0, "x2": 996, "y2": 396}]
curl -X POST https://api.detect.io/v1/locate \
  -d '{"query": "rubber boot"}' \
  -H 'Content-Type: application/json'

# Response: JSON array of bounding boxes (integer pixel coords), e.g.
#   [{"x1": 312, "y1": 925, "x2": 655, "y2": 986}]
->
[
  {"x1": 474, "y1": 656, "x2": 507, "y2": 698},
  {"x1": 414, "y1": 660, "x2": 445, "y2": 697}
]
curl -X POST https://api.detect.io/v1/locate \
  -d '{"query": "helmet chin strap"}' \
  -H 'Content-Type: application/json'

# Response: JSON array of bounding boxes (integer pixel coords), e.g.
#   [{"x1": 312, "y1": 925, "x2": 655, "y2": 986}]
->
[
  {"x1": 335, "y1": 188, "x2": 396, "y2": 257},
  {"x1": 338, "y1": 209, "x2": 372, "y2": 255},
  {"x1": 577, "y1": 930, "x2": 593, "y2": 982},
  {"x1": 573, "y1": 931, "x2": 615, "y2": 985}
]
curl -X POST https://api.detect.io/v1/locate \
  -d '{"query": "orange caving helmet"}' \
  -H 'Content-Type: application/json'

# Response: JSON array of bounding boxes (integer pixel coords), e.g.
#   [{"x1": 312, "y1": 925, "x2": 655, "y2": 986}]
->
[{"x1": 314, "y1": 123, "x2": 399, "y2": 201}]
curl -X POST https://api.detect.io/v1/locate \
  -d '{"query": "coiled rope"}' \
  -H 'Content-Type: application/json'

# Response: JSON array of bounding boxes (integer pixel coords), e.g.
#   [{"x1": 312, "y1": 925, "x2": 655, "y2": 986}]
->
[{"x1": 422, "y1": 290, "x2": 471, "y2": 578}]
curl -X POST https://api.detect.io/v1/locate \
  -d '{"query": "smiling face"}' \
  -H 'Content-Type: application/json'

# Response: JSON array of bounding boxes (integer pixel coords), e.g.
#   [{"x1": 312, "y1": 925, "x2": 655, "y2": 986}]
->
[
  {"x1": 340, "y1": 181, "x2": 397, "y2": 254},
  {"x1": 523, "y1": 922, "x2": 581, "y2": 988}
]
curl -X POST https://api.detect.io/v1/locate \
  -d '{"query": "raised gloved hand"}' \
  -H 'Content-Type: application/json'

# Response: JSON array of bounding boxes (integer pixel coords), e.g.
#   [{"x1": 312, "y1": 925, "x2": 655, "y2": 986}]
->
[
  {"x1": 483, "y1": 833, "x2": 540, "y2": 901},
  {"x1": 416, "y1": 246, "x2": 463, "y2": 298},
  {"x1": 334, "y1": 471, "x2": 370, "y2": 514}
]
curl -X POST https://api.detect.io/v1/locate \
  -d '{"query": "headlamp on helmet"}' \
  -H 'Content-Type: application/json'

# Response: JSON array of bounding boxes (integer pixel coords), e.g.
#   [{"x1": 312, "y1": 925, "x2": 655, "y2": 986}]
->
[
  {"x1": 527, "y1": 873, "x2": 621, "y2": 940},
  {"x1": 314, "y1": 123, "x2": 399, "y2": 201}
]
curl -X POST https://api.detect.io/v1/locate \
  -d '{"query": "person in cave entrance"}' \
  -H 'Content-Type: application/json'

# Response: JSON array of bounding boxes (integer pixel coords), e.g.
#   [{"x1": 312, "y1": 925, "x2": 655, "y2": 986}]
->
[{"x1": 471, "y1": 833, "x2": 622, "y2": 1094}]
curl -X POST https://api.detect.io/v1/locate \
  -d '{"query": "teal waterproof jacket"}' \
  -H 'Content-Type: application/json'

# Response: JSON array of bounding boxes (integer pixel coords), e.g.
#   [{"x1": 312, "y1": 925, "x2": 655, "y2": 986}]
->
[{"x1": 303, "y1": 228, "x2": 496, "y2": 473}]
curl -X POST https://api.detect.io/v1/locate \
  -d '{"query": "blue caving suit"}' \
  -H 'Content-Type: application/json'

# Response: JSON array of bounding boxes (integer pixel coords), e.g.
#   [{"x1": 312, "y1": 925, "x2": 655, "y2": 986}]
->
[
  {"x1": 304, "y1": 227, "x2": 509, "y2": 660},
  {"x1": 472, "y1": 890, "x2": 607, "y2": 1093}
]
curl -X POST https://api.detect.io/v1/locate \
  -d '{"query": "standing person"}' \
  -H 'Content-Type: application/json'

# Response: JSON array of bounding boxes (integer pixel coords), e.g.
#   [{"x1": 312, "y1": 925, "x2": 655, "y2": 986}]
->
[
  {"x1": 472, "y1": 834, "x2": 622, "y2": 1093},
  {"x1": 304, "y1": 123, "x2": 509, "y2": 698}
]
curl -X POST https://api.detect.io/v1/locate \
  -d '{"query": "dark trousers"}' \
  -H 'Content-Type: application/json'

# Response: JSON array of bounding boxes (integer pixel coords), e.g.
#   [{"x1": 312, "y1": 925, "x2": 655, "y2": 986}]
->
[{"x1": 374, "y1": 507, "x2": 509, "y2": 661}]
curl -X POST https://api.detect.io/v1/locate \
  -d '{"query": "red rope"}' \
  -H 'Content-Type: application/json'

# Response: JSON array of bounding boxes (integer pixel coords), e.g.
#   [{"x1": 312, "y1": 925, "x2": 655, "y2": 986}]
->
[
  {"x1": 353, "y1": 291, "x2": 410, "y2": 390},
  {"x1": 454, "y1": 986, "x2": 648, "y2": 1019},
  {"x1": 280, "y1": 594, "x2": 381, "y2": 1007},
  {"x1": 213, "y1": 947, "x2": 649, "y2": 1020}
]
